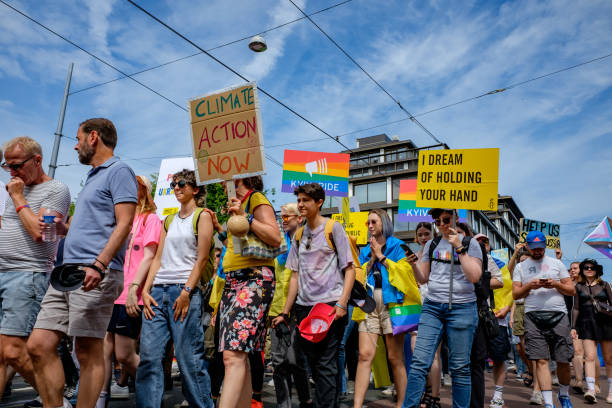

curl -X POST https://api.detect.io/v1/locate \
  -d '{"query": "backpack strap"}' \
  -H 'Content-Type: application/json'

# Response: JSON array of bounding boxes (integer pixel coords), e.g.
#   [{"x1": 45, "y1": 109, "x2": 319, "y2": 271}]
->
[
  {"x1": 192, "y1": 207, "x2": 204, "y2": 238},
  {"x1": 294, "y1": 225, "x2": 305, "y2": 248},
  {"x1": 163, "y1": 213, "x2": 176, "y2": 232},
  {"x1": 325, "y1": 219, "x2": 336, "y2": 252}
]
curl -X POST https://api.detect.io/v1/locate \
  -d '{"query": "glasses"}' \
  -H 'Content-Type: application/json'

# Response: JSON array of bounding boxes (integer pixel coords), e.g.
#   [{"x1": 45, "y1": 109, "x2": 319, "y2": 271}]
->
[
  {"x1": 170, "y1": 179, "x2": 190, "y2": 189},
  {"x1": 1, "y1": 156, "x2": 33, "y2": 172},
  {"x1": 583, "y1": 265, "x2": 596, "y2": 271},
  {"x1": 305, "y1": 234, "x2": 312, "y2": 250},
  {"x1": 478, "y1": 238, "x2": 489, "y2": 244},
  {"x1": 281, "y1": 214, "x2": 297, "y2": 222},
  {"x1": 434, "y1": 216, "x2": 452, "y2": 226}
]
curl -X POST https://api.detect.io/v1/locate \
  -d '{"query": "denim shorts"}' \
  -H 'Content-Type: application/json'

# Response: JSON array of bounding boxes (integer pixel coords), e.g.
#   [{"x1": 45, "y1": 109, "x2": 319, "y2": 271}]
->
[{"x1": 0, "y1": 271, "x2": 48, "y2": 336}]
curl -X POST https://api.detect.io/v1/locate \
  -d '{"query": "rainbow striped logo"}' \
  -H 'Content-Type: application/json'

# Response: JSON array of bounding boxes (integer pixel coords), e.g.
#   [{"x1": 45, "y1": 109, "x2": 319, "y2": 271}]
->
[
  {"x1": 282, "y1": 150, "x2": 349, "y2": 197},
  {"x1": 398, "y1": 179, "x2": 467, "y2": 222}
]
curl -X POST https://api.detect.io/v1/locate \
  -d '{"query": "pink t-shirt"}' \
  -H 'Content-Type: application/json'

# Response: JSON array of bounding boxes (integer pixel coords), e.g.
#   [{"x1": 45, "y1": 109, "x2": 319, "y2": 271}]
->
[{"x1": 115, "y1": 213, "x2": 162, "y2": 305}]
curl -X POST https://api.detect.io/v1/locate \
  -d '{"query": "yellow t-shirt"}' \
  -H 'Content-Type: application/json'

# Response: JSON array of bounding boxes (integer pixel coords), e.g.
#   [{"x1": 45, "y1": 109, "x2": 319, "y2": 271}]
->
[{"x1": 222, "y1": 191, "x2": 276, "y2": 272}]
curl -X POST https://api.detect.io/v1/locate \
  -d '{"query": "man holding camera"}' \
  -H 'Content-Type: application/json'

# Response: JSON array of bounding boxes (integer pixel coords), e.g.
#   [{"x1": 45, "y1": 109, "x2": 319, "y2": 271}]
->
[{"x1": 513, "y1": 231, "x2": 575, "y2": 408}]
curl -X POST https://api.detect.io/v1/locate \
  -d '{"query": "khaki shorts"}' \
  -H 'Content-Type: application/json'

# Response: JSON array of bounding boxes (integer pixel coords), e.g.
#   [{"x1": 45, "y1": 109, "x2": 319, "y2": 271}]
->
[
  {"x1": 359, "y1": 289, "x2": 393, "y2": 335},
  {"x1": 512, "y1": 302, "x2": 525, "y2": 337},
  {"x1": 34, "y1": 269, "x2": 123, "y2": 339}
]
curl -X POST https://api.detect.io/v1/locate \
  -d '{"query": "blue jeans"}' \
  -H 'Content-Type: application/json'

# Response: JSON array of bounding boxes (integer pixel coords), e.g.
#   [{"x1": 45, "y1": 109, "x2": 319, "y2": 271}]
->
[
  {"x1": 136, "y1": 285, "x2": 213, "y2": 407},
  {"x1": 338, "y1": 305, "x2": 356, "y2": 394},
  {"x1": 403, "y1": 301, "x2": 478, "y2": 408}
]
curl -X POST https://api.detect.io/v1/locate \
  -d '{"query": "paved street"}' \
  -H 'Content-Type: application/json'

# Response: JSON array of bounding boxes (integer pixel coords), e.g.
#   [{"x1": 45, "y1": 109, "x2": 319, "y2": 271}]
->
[{"x1": 0, "y1": 369, "x2": 608, "y2": 407}]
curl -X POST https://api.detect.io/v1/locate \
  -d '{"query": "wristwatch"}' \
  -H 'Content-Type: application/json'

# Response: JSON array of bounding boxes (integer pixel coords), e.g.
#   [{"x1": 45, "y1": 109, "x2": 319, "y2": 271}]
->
[{"x1": 183, "y1": 286, "x2": 192, "y2": 294}]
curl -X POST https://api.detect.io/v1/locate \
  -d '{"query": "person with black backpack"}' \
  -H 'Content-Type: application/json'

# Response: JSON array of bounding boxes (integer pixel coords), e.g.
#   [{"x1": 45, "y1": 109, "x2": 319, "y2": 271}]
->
[{"x1": 402, "y1": 208, "x2": 483, "y2": 408}]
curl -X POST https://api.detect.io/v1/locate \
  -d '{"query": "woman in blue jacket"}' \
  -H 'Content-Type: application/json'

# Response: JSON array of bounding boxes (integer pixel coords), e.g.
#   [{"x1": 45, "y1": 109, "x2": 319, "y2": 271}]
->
[{"x1": 353, "y1": 209, "x2": 415, "y2": 408}]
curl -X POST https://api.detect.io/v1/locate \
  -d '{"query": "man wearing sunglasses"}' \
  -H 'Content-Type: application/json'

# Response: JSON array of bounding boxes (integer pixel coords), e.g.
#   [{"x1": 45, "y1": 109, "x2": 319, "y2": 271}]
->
[
  {"x1": 0, "y1": 137, "x2": 71, "y2": 397},
  {"x1": 404, "y1": 208, "x2": 483, "y2": 408},
  {"x1": 513, "y1": 231, "x2": 575, "y2": 408},
  {"x1": 27, "y1": 118, "x2": 137, "y2": 408}
]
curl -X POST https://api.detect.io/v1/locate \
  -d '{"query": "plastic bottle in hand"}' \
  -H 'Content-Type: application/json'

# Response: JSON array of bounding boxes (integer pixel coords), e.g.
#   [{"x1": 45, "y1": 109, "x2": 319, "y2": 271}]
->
[{"x1": 42, "y1": 208, "x2": 57, "y2": 242}]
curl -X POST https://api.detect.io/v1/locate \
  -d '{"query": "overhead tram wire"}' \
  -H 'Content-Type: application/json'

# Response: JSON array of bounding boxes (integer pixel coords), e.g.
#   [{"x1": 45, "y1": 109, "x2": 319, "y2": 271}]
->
[
  {"x1": 0, "y1": 0, "x2": 282, "y2": 169},
  {"x1": 263, "y1": 50, "x2": 612, "y2": 149},
  {"x1": 69, "y1": 0, "x2": 353, "y2": 95},
  {"x1": 287, "y1": 0, "x2": 443, "y2": 146},
  {"x1": 125, "y1": 0, "x2": 354, "y2": 153},
  {"x1": 124, "y1": 0, "x2": 432, "y2": 184}
]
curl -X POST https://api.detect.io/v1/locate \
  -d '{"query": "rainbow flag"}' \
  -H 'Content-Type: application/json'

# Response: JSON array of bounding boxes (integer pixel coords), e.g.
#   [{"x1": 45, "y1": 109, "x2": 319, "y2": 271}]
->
[
  {"x1": 282, "y1": 150, "x2": 349, "y2": 197},
  {"x1": 389, "y1": 303, "x2": 422, "y2": 335},
  {"x1": 398, "y1": 179, "x2": 467, "y2": 222}
]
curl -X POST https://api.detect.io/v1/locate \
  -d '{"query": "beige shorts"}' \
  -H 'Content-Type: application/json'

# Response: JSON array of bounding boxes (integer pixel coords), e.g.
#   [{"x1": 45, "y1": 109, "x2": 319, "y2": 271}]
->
[
  {"x1": 34, "y1": 269, "x2": 123, "y2": 339},
  {"x1": 359, "y1": 288, "x2": 393, "y2": 335}
]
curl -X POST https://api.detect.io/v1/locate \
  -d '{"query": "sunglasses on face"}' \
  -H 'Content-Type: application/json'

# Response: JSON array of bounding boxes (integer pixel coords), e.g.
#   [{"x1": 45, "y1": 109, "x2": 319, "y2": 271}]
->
[
  {"x1": 434, "y1": 216, "x2": 452, "y2": 226},
  {"x1": 305, "y1": 234, "x2": 312, "y2": 250},
  {"x1": 170, "y1": 179, "x2": 191, "y2": 189},
  {"x1": 583, "y1": 265, "x2": 596, "y2": 271},
  {"x1": 1, "y1": 156, "x2": 33, "y2": 172},
  {"x1": 281, "y1": 214, "x2": 297, "y2": 222}
]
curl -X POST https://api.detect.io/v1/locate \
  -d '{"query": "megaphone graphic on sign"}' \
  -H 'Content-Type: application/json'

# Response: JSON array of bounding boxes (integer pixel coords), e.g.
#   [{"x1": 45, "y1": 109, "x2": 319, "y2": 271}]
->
[{"x1": 305, "y1": 158, "x2": 328, "y2": 177}]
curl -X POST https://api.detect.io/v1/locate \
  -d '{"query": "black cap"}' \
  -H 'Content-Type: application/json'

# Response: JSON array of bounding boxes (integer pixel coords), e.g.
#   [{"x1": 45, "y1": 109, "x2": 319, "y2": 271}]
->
[
  {"x1": 50, "y1": 264, "x2": 104, "y2": 292},
  {"x1": 349, "y1": 281, "x2": 376, "y2": 313}
]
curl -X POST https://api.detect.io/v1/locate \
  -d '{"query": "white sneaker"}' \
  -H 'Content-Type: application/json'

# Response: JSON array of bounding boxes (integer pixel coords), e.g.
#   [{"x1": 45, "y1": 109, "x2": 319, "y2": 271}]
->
[
  {"x1": 529, "y1": 390, "x2": 544, "y2": 405},
  {"x1": 110, "y1": 381, "x2": 129, "y2": 400},
  {"x1": 443, "y1": 374, "x2": 452, "y2": 386},
  {"x1": 551, "y1": 374, "x2": 560, "y2": 386},
  {"x1": 94, "y1": 393, "x2": 105, "y2": 408},
  {"x1": 171, "y1": 360, "x2": 180, "y2": 378},
  {"x1": 63, "y1": 397, "x2": 73, "y2": 408},
  {"x1": 381, "y1": 385, "x2": 396, "y2": 396},
  {"x1": 266, "y1": 378, "x2": 274, "y2": 387}
]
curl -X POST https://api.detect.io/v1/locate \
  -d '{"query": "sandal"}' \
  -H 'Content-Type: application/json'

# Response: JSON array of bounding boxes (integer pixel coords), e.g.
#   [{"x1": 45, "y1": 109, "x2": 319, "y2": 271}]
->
[
  {"x1": 420, "y1": 386, "x2": 433, "y2": 408},
  {"x1": 571, "y1": 379, "x2": 584, "y2": 394},
  {"x1": 523, "y1": 372, "x2": 533, "y2": 387}
]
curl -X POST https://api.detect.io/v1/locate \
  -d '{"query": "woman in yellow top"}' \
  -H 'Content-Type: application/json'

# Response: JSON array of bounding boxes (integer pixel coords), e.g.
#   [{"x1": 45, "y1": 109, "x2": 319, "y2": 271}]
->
[{"x1": 217, "y1": 176, "x2": 280, "y2": 408}]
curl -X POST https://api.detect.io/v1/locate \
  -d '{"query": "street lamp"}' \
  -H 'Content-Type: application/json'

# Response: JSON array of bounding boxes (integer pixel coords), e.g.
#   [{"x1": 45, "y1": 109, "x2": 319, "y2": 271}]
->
[{"x1": 248, "y1": 35, "x2": 267, "y2": 52}]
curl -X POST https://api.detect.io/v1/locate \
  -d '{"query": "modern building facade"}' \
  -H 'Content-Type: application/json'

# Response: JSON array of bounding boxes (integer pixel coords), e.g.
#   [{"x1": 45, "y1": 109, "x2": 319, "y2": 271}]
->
[{"x1": 320, "y1": 134, "x2": 523, "y2": 253}]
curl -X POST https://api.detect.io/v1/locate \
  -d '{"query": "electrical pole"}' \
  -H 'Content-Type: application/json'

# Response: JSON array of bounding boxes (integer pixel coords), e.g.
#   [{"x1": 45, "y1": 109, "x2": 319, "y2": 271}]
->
[{"x1": 49, "y1": 63, "x2": 73, "y2": 178}]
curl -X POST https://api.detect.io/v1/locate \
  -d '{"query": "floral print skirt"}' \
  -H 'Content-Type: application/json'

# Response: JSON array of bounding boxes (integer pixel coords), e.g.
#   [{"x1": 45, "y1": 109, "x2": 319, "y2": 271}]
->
[{"x1": 219, "y1": 266, "x2": 275, "y2": 352}]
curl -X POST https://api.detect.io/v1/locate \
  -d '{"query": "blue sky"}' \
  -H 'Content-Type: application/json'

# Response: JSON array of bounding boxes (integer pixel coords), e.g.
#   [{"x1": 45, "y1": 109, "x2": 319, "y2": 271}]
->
[{"x1": 1, "y1": 0, "x2": 611, "y2": 274}]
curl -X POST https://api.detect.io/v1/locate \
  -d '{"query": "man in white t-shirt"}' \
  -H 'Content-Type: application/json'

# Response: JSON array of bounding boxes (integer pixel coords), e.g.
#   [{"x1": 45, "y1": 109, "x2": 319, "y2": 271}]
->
[{"x1": 513, "y1": 231, "x2": 575, "y2": 408}]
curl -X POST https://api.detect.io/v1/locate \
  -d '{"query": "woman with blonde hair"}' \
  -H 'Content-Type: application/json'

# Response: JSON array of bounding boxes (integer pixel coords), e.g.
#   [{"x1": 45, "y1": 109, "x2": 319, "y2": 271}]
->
[
  {"x1": 353, "y1": 209, "x2": 417, "y2": 408},
  {"x1": 97, "y1": 175, "x2": 161, "y2": 405}
]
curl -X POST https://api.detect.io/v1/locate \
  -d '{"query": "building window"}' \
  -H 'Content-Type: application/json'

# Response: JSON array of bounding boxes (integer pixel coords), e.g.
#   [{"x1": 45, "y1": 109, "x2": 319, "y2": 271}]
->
[
  {"x1": 393, "y1": 210, "x2": 413, "y2": 232},
  {"x1": 322, "y1": 196, "x2": 338, "y2": 209},
  {"x1": 354, "y1": 181, "x2": 387, "y2": 204}
]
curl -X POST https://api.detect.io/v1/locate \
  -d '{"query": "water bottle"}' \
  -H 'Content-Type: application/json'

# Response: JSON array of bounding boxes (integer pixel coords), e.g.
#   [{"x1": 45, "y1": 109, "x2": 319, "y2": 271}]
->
[{"x1": 42, "y1": 208, "x2": 57, "y2": 242}]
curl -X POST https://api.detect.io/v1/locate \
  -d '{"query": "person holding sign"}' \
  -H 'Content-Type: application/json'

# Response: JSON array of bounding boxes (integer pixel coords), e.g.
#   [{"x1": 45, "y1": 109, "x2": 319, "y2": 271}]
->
[
  {"x1": 512, "y1": 231, "x2": 576, "y2": 408},
  {"x1": 136, "y1": 169, "x2": 214, "y2": 407},
  {"x1": 217, "y1": 176, "x2": 280, "y2": 408},
  {"x1": 403, "y1": 208, "x2": 483, "y2": 408}
]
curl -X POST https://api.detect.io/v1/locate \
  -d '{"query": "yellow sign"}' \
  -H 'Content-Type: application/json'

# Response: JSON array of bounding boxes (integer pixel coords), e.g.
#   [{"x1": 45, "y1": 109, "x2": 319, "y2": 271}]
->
[
  {"x1": 331, "y1": 212, "x2": 369, "y2": 245},
  {"x1": 416, "y1": 148, "x2": 499, "y2": 211},
  {"x1": 189, "y1": 82, "x2": 265, "y2": 184},
  {"x1": 519, "y1": 218, "x2": 561, "y2": 249}
]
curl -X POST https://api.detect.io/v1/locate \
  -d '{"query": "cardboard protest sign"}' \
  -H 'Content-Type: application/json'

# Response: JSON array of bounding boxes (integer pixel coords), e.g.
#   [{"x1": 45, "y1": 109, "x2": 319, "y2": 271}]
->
[
  {"x1": 153, "y1": 157, "x2": 194, "y2": 219},
  {"x1": 282, "y1": 149, "x2": 349, "y2": 197},
  {"x1": 415, "y1": 148, "x2": 499, "y2": 211},
  {"x1": 398, "y1": 179, "x2": 467, "y2": 222},
  {"x1": 189, "y1": 82, "x2": 265, "y2": 185},
  {"x1": 331, "y1": 212, "x2": 368, "y2": 245},
  {"x1": 519, "y1": 218, "x2": 561, "y2": 249},
  {"x1": 584, "y1": 217, "x2": 612, "y2": 260}
]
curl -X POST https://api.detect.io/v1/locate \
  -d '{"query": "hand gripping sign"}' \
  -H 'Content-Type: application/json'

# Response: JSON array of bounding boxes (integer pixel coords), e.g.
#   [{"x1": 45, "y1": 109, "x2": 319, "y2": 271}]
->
[{"x1": 189, "y1": 82, "x2": 266, "y2": 186}]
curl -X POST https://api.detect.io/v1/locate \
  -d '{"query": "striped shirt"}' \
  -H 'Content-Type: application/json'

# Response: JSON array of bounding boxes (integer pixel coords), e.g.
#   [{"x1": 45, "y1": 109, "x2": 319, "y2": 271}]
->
[{"x1": 0, "y1": 179, "x2": 71, "y2": 273}]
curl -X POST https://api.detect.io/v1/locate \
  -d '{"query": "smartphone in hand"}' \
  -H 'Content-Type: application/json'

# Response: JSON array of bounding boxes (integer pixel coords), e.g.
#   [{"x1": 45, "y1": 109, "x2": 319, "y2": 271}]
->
[{"x1": 401, "y1": 244, "x2": 414, "y2": 257}]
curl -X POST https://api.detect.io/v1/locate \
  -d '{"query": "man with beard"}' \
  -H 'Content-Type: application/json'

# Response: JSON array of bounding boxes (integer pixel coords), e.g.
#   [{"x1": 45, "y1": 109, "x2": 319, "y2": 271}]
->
[
  {"x1": 0, "y1": 137, "x2": 70, "y2": 397},
  {"x1": 513, "y1": 231, "x2": 576, "y2": 408},
  {"x1": 27, "y1": 118, "x2": 137, "y2": 408}
]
